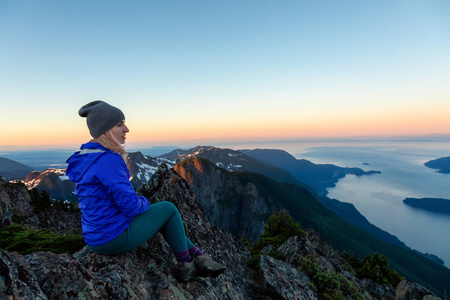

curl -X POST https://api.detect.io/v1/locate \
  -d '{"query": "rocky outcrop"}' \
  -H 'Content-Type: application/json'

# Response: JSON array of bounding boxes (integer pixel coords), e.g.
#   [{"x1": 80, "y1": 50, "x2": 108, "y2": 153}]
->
[
  {"x1": 0, "y1": 165, "x2": 442, "y2": 299},
  {"x1": 0, "y1": 181, "x2": 81, "y2": 234},
  {"x1": 24, "y1": 169, "x2": 76, "y2": 202},
  {"x1": 174, "y1": 156, "x2": 272, "y2": 242},
  {"x1": 259, "y1": 255, "x2": 318, "y2": 299},
  {"x1": 1, "y1": 165, "x2": 260, "y2": 299},
  {"x1": 395, "y1": 280, "x2": 441, "y2": 300},
  {"x1": 0, "y1": 182, "x2": 39, "y2": 228},
  {"x1": 127, "y1": 151, "x2": 161, "y2": 189}
]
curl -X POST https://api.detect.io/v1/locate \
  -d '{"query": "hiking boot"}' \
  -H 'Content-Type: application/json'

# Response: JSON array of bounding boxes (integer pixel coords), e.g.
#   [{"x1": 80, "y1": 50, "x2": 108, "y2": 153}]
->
[
  {"x1": 194, "y1": 254, "x2": 226, "y2": 278},
  {"x1": 178, "y1": 260, "x2": 196, "y2": 282}
]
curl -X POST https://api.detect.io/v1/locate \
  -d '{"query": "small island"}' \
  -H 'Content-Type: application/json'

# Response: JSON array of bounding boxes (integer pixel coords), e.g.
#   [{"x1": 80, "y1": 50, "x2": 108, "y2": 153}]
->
[
  {"x1": 403, "y1": 197, "x2": 450, "y2": 215},
  {"x1": 424, "y1": 156, "x2": 450, "y2": 174}
]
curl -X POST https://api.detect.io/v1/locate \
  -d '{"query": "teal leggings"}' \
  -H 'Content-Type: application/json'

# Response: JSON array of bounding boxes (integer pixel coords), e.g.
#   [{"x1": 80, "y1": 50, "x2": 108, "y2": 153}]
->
[{"x1": 88, "y1": 201, "x2": 195, "y2": 256}]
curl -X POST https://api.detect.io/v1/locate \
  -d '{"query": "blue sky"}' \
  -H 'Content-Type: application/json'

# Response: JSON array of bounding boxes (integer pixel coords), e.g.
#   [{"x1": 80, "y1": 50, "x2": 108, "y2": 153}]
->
[{"x1": 1, "y1": 1, "x2": 450, "y2": 149}]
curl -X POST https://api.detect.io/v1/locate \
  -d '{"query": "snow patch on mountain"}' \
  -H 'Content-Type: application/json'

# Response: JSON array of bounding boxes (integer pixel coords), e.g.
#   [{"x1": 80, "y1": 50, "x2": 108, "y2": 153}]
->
[
  {"x1": 25, "y1": 168, "x2": 69, "y2": 190},
  {"x1": 155, "y1": 157, "x2": 176, "y2": 167},
  {"x1": 134, "y1": 163, "x2": 158, "y2": 183}
]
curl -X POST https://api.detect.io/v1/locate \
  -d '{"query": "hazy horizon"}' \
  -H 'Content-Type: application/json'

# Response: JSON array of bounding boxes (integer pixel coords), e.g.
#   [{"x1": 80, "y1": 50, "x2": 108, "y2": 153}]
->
[{"x1": 1, "y1": 133, "x2": 450, "y2": 152}]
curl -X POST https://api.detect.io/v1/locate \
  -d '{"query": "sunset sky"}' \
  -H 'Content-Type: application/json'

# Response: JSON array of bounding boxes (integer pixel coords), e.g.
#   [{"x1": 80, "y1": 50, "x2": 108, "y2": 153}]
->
[{"x1": 1, "y1": 1, "x2": 450, "y2": 149}]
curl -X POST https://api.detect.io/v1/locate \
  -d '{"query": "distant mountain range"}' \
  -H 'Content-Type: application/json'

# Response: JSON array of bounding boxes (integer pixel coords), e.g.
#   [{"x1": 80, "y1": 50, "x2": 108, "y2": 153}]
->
[
  {"x1": 0, "y1": 157, "x2": 34, "y2": 180},
  {"x1": 239, "y1": 148, "x2": 381, "y2": 196}
]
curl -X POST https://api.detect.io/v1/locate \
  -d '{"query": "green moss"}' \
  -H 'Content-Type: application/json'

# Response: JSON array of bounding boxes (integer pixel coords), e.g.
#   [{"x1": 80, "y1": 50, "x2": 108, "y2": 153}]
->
[
  {"x1": 297, "y1": 255, "x2": 365, "y2": 300},
  {"x1": 250, "y1": 210, "x2": 305, "y2": 257},
  {"x1": 342, "y1": 252, "x2": 405, "y2": 287},
  {"x1": 0, "y1": 224, "x2": 85, "y2": 254},
  {"x1": 245, "y1": 210, "x2": 305, "y2": 275}
]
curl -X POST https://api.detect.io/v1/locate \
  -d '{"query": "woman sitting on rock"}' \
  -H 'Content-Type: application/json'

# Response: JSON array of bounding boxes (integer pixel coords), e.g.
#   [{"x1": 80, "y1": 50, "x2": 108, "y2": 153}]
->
[{"x1": 66, "y1": 100, "x2": 226, "y2": 282}]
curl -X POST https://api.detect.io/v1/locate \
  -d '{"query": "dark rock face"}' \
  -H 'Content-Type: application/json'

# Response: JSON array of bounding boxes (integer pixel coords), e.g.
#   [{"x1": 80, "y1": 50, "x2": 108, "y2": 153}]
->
[
  {"x1": 0, "y1": 181, "x2": 81, "y2": 234},
  {"x1": 395, "y1": 280, "x2": 441, "y2": 300},
  {"x1": 174, "y1": 156, "x2": 272, "y2": 242},
  {"x1": 259, "y1": 255, "x2": 318, "y2": 300},
  {"x1": 1, "y1": 165, "x2": 260, "y2": 299},
  {"x1": 24, "y1": 169, "x2": 76, "y2": 202},
  {"x1": 127, "y1": 151, "x2": 161, "y2": 189},
  {"x1": 0, "y1": 182, "x2": 39, "y2": 228},
  {"x1": 35, "y1": 206, "x2": 82, "y2": 235}
]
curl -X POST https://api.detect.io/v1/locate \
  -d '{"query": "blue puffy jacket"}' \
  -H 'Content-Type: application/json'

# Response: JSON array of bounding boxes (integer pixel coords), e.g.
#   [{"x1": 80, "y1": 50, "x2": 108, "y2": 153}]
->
[{"x1": 66, "y1": 142, "x2": 149, "y2": 246}]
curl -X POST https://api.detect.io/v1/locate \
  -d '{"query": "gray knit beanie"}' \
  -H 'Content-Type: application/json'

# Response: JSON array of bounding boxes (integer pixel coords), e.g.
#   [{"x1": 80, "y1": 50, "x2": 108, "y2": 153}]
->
[{"x1": 79, "y1": 100, "x2": 125, "y2": 138}]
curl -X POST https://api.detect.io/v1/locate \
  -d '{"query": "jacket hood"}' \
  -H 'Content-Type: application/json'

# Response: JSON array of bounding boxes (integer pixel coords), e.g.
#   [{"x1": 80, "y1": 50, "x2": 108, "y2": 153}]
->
[{"x1": 66, "y1": 142, "x2": 111, "y2": 182}]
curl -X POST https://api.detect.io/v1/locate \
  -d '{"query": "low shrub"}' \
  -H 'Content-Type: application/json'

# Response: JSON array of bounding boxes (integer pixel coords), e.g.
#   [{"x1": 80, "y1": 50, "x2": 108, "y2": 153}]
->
[{"x1": 0, "y1": 224, "x2": 85, "y2": 255}]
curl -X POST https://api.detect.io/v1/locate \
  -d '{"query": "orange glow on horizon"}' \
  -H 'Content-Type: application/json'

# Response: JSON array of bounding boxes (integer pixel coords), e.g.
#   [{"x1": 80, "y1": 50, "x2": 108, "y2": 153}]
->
[{"x1": 3, "y1": 107, "x2": 450, "y2": 148}]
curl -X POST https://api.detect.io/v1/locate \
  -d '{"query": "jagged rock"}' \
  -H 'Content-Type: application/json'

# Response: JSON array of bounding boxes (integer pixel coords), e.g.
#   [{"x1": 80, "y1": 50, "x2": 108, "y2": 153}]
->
[
  {"x1": 278, "y1": 230, "x2": 349, "y2": 274},
  {"x1": 0, "y1": 181, "x2": 81, "y2": 234},
  {"x1": 35, "y1": 206, "x2": 81, "y2": 235},
  {"x1": 174, "y1": 157, "x2": 273, "y2": 242},
  {"x1": 259, "y1": 255, "x2": 317, "y2": 300},
  {"x1": 0, "y1": 182, "x2": 39, "y2": 228},
  {"x1": 0, "y1": 164, "x2": 444, "y2": 299},
  {"x1": 360, "y1": 278, "x2": 396, "y2": 299},
  {"x1": 24, "y1": 169, "x2": 76, "y2": 202},
  {"x1": 0, "y1": 250, "x2": 48, "y2": 299},
  {"x1": 277, "y1": 233, "x2": 398, "y2": 299},
  {"x1": 395, "y1": 280, "x2": 441, "y2": 300},
  {"x1": 1, "y1": 164, "x2": 260, "y2": 299},
  {"x1": 261, "y1": 244, "x2": 277, "y2": 255},
  {"x1": 127, "y1": 151, "x2": 160, "y2": 189}
]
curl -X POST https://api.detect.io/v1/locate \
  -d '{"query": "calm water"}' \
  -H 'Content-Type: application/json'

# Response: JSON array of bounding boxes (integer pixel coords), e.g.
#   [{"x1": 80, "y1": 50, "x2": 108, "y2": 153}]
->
[
  {"x1": 3, "y1": 140, "x2": 450, "y2": 266},
  {"x1": 291, "y1": 141, "x2": 450, "y2": 267}
]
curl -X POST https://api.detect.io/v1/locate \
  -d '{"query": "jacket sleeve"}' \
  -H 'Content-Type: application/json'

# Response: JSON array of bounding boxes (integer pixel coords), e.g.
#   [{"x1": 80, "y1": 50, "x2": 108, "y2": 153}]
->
[{"x1": 94, "y1": 153, "x2": 149, "y2": 217}]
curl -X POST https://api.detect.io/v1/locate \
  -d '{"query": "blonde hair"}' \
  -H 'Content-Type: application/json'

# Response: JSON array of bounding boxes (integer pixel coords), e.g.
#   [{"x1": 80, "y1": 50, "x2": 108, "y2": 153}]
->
[{"x1": 92, "y1": 130, "x2": 129, "y2": 164}]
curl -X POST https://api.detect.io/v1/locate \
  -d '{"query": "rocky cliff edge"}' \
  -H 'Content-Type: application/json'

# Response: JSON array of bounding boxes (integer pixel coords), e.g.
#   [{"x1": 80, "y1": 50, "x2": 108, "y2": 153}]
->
[{"x1": 0, "y1": 165, "x2": 441, "y2": 299}]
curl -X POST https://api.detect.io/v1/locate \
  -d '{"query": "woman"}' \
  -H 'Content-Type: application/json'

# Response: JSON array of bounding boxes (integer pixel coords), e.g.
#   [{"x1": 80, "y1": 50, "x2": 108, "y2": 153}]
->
[{"x1": 66, "y1": 100, "x2": 226, "y2": 282}]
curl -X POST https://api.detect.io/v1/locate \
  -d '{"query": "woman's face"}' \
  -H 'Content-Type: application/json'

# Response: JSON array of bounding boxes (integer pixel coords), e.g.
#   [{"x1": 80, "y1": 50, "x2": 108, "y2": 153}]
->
[{"x1": 111, "y1": 120, "x2": 129, "y2": 144}]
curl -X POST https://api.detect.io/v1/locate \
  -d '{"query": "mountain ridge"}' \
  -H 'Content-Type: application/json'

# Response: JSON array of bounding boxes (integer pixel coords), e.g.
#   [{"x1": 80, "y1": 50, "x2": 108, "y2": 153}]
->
[
  {"x1": 240, "y1": 148, "x2": 381, "y2": 196},
  {"x1": 0, "y1": 157, "x2": 34, "y2": 180},
  {"x1": 174, "y1": 156, "x2": 450, "y2": 295}
]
